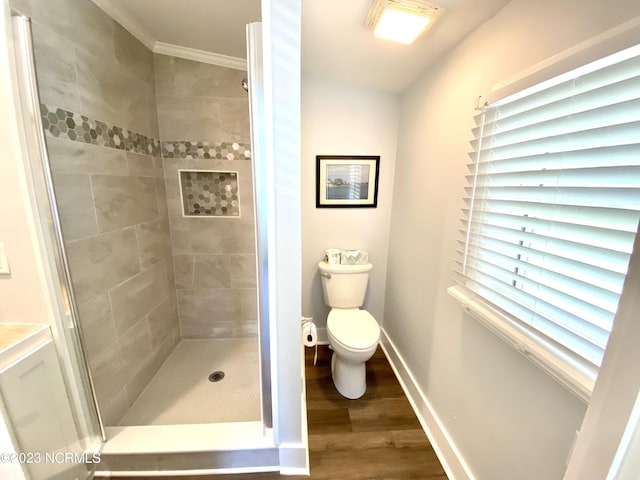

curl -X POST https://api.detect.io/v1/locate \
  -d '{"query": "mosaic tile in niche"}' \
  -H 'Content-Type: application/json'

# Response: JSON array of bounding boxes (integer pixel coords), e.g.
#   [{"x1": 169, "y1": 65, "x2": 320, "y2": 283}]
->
[{"x1": 179, "y1": 170, "x2": 240, "y2": 217}]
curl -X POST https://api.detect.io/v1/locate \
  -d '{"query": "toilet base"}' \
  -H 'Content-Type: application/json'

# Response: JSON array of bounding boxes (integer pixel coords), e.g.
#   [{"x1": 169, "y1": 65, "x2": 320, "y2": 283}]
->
[{"x1": 331, "y1": 352, "x2": 366, "y2": 399}]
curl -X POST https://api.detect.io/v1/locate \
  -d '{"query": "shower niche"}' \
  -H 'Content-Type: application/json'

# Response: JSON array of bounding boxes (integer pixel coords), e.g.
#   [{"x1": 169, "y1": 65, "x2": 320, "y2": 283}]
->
[{"x1": 178, "y1": 169, "x2": 241, "y2": 217}]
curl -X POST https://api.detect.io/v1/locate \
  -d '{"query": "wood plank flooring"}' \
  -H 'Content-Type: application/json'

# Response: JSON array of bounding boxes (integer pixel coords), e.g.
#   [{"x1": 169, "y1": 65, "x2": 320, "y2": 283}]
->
[{"x1": 98, "y1": 345, "x2": 448, "y2": 480}]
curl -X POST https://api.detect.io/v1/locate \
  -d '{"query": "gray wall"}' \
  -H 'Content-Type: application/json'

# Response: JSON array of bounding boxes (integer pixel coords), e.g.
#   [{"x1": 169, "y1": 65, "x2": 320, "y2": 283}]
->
[
  {"x1": 154, "y1": 54, "x2": 258, "y2": 339},
  {"x1": 12, "y1": 0, "x2": 179, "y2": 425},
  {"x1": 301, "y1": 77, "x2": 398, "y2": 339},
  {"x1": 384, "y1": 0, "x2": 640, "y2": 478}
]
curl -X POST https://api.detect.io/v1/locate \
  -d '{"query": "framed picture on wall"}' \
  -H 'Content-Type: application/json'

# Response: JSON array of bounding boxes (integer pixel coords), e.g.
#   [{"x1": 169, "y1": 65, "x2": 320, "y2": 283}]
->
[{"x1": 316, "y1": 155, "x2": 380, "y2": 208}]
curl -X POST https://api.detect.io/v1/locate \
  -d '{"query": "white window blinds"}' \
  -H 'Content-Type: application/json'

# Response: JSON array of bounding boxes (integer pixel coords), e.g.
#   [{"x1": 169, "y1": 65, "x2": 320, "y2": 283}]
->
[{"x1": 454, "y1": 44, "x2": 640, "y2": 389}]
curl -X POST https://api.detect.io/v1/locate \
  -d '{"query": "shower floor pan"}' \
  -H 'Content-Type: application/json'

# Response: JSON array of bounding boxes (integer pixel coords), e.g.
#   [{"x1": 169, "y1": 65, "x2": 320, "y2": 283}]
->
[
  {"x1": 98, "y1": 338, "x2": 277, "y2": 475},
  {"x1": 119, "y1": 338, "x2": 261, "y2": 426}
]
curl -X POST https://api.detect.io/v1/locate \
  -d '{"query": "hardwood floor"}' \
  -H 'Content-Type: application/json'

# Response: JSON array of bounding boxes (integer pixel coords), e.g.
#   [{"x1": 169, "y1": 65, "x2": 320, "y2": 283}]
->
[{"x1": 99, "y1": 345, "x2": 448, "y2": 480}]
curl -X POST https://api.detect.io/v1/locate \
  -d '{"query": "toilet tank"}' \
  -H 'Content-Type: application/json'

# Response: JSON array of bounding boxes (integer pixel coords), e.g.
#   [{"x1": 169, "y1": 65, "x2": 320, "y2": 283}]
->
[{"x1": 318, "y1": 262, "x2": 372, "y2": 308}]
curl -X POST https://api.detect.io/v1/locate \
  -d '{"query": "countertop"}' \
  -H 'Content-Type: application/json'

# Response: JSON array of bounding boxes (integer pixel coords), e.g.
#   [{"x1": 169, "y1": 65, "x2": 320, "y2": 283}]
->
[{"x1": 0, "y1": 323, "x2": 50, "y2": 369}]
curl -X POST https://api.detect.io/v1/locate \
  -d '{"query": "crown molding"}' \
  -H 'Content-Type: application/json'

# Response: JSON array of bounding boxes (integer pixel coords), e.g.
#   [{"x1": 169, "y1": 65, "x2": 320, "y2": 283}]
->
[
  {"x1": 153, "y1": 42, "x2": 247, "y2": 71},
  {"x1": 90, "y1": 0, "x2": 156, "y2": 50},
  {"x1": 90, "y1": 0, "x2": 247, "y2": 70}
]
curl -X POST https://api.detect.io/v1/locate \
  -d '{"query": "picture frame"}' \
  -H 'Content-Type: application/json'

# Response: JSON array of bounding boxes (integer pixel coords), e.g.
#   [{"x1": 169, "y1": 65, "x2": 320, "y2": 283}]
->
[{"x1": 316, "y1": 155, "x2": 380, "y2": 208}]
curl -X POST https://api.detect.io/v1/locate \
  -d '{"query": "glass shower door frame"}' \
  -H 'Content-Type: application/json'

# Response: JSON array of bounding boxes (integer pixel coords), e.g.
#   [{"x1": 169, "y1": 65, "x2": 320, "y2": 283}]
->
[
  {"x1": 8, "y1": 10, "x2": 104, "y2": 450},
  {"x1": 247, "y1": 21, "x2": 274, "y2": 433}
]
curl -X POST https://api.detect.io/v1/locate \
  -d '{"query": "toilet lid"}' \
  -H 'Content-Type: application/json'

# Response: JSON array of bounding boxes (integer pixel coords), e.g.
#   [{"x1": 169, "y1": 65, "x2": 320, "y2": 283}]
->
[{"x1": 327, "y1": 310, "x2": 380, "y2": 350}]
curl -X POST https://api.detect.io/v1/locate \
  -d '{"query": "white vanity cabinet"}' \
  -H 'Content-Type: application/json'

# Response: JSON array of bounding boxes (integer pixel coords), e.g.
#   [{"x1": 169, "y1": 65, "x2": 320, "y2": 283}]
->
[{"x1": 0, "y1": 324, "x2": 88, "y2": 480}]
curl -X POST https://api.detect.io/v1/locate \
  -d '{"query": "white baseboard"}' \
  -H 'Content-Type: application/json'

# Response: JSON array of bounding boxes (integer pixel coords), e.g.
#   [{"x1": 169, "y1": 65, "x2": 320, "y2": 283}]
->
[{"x1": 379, "y1": 328, "x2": 476, "y2": 480}]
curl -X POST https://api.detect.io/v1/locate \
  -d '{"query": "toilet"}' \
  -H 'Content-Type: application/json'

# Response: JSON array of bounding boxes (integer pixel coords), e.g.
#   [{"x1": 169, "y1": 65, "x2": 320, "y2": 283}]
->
[{"x1": 318, "y1": 261, "x2": 380, "y2": 399}]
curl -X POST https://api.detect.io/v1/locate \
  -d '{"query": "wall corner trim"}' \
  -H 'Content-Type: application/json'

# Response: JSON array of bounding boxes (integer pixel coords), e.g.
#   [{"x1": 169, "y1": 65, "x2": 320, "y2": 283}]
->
[
  {"x1": 379, "y1": 328, "x2": 476, "y2": 480},
  {"x1": 89, "y1": 0, "x2": 156, "y2": 50},
  {"x1": 277, "y1": 442, "x2": 309, "y2": 476},
  {"x1": 154, "y1": 42, "x2": 247, "y2": 71}
]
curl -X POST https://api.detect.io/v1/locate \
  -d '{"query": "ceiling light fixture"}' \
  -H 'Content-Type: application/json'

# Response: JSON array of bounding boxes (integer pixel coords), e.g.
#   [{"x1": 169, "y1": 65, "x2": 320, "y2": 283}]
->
[{"x1": 365, "y1": 0, "x2": 445, "y2": 45}]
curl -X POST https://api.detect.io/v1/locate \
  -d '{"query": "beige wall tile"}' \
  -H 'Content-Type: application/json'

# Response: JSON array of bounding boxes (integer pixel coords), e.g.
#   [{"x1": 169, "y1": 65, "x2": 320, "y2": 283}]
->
[
  {"x1": 66, "y1": 227, "x2": 140, "y2": 304},
  {"x1": 122, "y1": 354, "x2": 157, "y2": 414},
  {"x1": 99, "y1": 388, "x2": 129, "y2": 427},
  {"x1": 156, "y1": 95, "x2": 225, "y2": 141},
  {"x1": 75, "y1": 46, "x2": 157, "y2": 137},
  {"x1": 70, "y1": 0, "x2": 116, "y2": 64},
  {"x1": 152, "y1": 54, "x2": 175, "y2": 96},
  {"x1": 220, "y1": 98, "x2": 251, "y2": 142},
  {"x1": 127, "y1": 152, "x2": 157, "y2": 177},
  {"x1": 155, "y1": 326, "x2": 180, "y2": 366},
  {"x1": 24, "y1": 0, "x2": 158, "y2": 137},
  {"x1": 52, "y1": 173, "x2": 98, "y2": 241},
  {"x1": 120, "y1": 317, "x2": 153, "y2": 372},
  {"x1": 173, "y1": 255, "x2": 195, "y2": 289},
  {"x1": 173, "y1": 57, "x2": 248, "y2": 99},
  {"x1": 136, "y1": 219, "x2": 172, "y2": 269},
  {"x1": 47, "y1": 137, "x2": 129, "y2": 176},
  {"x1": 147, "y1": 294, "x2": 178, "y2": 349},
  {"x1": 89, "y1": 341, "x2": 129, "y2": 406},
  {"x1": 177, "y1": 254, "x2": 256, "y2": 289},
  {"x1": 92, "y1": 175, "x2": 158, "y2": 232},
  {"x1": 163, "y1": 174, "x2": 184, "y2": 218},
  {"x1": 236, "y1": 321, "x2": 259, "y2": 338},
  {"x1": 188, "y1": 219, "x2": 255, "y2": 254},
  {"x1": 165, "y1": 252, "x2": 176, "y2": 291},
  {"x1": 176, "y1": 288, "x2": 255, "y2": 338},
  {"x1": 156, "y1": 177, "x2": 169, "y2": 219},
  {"x1": 192, "y1": 255, "x2": 231, "y2": 288},
  {"x1": 10, "y1": 0, "x2": 75, "y2": 41},
  {"x1": 153, "y1": 157, "x2": 165, "y2": 178},
  {"x1": 113, "y1": 22, "x2": 155, "y2": 86},
  {"x1": 239, "y1": 289, "x2": 259, "y2": 322},
  {"x1": 76, "y1": 294, "x2": 117, "y2": 363},
  {"x1": 229, "y1": 254, "x2": 257, "y2": 288},
  {"x1": 128, "y1": 86, "x2": 160, "y2": 138},
  {"x1": 109, "y1": 260, "x2": 171, "y2": 335},
  {"x1": 168, "y1": 216, "x2": 191, "y2": 253},
  {"x1": 31, "y1": 23, "x2": 80, "y2": 112},
  {"x1": 74, "y1": 46, "x2": 135, "y2": 130},
  {"x1": 180, "y1": 321, "x2": 233, "y2": 339}
]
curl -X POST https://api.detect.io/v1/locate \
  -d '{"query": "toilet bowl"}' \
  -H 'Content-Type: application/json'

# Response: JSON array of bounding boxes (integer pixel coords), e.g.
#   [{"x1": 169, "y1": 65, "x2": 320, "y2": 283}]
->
[
  {"x1": 327, "y1": 308, "x2": 380, "y2": 399},
  {"x1": 318, "y1": 260, "x2": 379, "y2": 399}
]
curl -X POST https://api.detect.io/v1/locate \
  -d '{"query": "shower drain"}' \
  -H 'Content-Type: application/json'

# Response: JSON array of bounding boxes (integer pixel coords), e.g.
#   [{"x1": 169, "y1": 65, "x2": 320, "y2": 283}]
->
[{"x1": 208, "y1": 371, "x2": 225, "y2": 382}]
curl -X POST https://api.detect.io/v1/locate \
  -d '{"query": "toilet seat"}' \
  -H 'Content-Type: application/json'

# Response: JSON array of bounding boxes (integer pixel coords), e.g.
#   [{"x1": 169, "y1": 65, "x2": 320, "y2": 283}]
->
[{"x1": 327, "y1": 309, "x2": 380, "y2": 351}]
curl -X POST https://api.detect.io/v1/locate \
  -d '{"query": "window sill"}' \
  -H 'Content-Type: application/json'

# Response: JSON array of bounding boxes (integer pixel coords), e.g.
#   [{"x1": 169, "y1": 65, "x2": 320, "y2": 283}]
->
[{"x1": 447, "y1": 285, "x2": 595, "y2": 404}]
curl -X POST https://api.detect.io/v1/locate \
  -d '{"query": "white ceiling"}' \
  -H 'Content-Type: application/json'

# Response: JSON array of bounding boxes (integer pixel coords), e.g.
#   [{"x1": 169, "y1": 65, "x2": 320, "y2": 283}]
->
[
  {"x1": 102, "y1": 0, "x2": 510, "y2": 93},
  {"x1": 104, "y1": 0, "x2": 262, "y2": 58},
  {"x1": 301, "y1": 0, "x2": 508, "y2": 92}
]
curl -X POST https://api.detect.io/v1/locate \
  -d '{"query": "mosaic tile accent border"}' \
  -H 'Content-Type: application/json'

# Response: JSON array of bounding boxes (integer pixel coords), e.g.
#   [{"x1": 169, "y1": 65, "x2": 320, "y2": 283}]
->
[
  {"x1": 40, "y1": 104, "x2": 161, "y2": 156},
  {"x1": 179, "y1": 170, "x2": 240, "y2": 217},
  {"x1": 162, "y1": 141, "x2": 251, "y2": 161},
  {"x1": 39, "y1": 104, "x2": 251, "y2": 163}
]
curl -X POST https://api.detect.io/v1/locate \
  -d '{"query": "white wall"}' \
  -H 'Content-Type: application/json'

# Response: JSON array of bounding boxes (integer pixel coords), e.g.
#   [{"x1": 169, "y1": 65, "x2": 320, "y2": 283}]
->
[
  {"x1": 0, "y1": 1, "x2": 49, "y2": 325},
  {"x1": 262, "y1": 0, "x2": 308, "y2": 471},
  {"x1": 384, "y1": 0, "x2": 640, "y2": 479},
  {"x1": 301, "y1": 76, "x2": 398, "y2": 336}
]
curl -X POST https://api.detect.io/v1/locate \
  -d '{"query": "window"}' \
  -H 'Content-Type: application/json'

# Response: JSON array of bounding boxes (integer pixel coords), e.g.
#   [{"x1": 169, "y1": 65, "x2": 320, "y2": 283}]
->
[{"x1": 450, "y1": 42, "x2": 640, "y2": 401}]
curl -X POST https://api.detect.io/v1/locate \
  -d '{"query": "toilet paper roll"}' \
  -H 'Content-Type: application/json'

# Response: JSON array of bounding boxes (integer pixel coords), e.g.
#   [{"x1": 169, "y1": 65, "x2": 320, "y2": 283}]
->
[{"x1": 302, "y1": 321, "x2": 318, "y2": 347}]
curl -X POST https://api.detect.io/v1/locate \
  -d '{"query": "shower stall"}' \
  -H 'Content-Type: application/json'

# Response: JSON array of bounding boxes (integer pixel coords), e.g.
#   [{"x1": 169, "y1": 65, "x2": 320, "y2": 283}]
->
[{"x1": 4, "y1": 0, "x2": 304, "y2": 475}]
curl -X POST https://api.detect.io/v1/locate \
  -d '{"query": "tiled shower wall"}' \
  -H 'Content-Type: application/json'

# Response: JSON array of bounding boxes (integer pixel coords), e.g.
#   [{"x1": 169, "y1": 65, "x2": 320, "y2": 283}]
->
[
  {"x1": 12, "y1": 0, "x2": 179, "y2": 425},
  {"x1": 154, "y1": 54, "x2": 259, "y2": 338}
]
